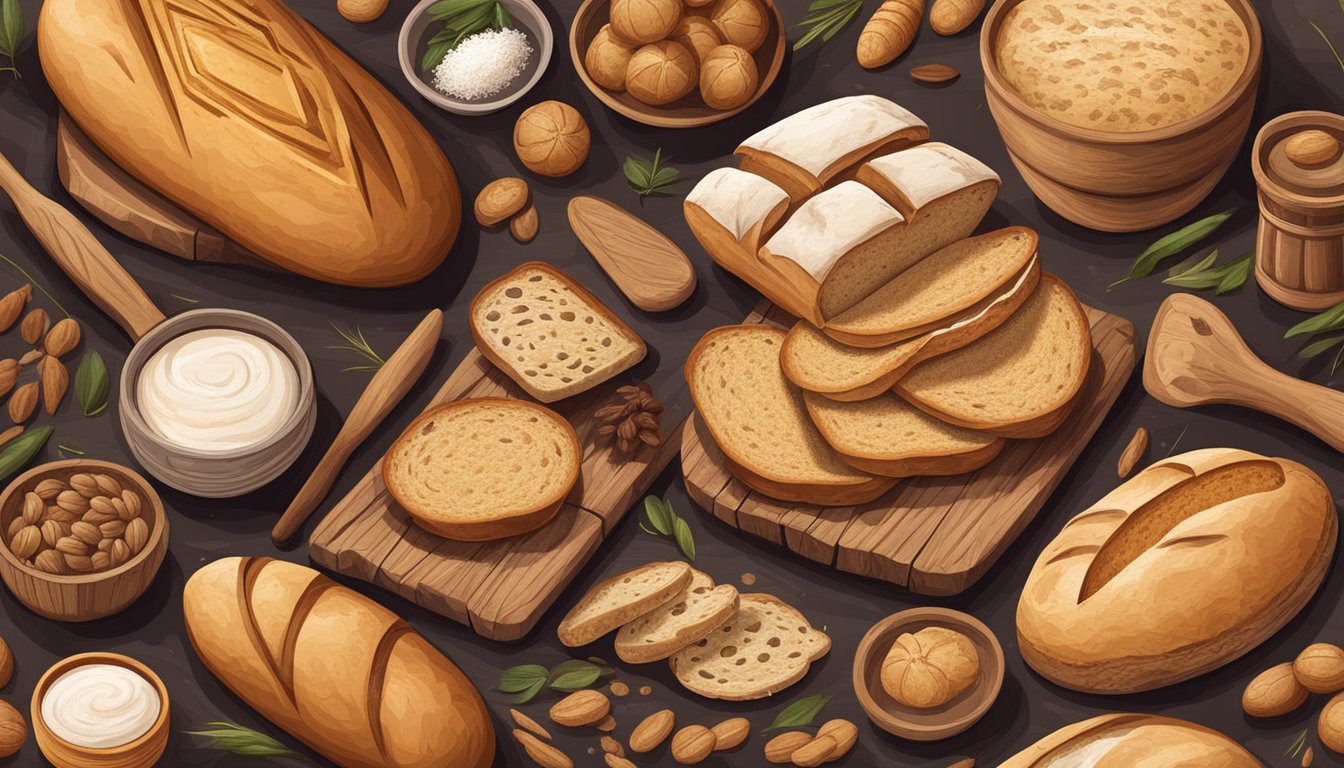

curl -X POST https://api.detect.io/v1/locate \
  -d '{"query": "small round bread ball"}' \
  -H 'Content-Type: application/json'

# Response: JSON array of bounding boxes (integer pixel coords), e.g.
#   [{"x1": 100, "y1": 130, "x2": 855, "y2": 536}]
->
[
  {"x1": 338, "y1": 0, "x2": 387, "y2": 22},
  {"x1": 513, "y1": 101, "x2": 591, "y2": 177},
  {"x1": 699, "y1": 44, "x2": 757, "y2": 110},
  {"x1": 711, "y1": 0, "x2": 768, "y2": 52},
  {"x1": 586, "y1": 24, "x2": 637, "y2": 91},
  {"x1": 670, "y1": 16, "x2": 722, "y2": 66},
  {"x1": 626, "y1": 40, "x2": 699, "y2": 106},
  {"x1": 610, "y1": 0, "x2": 683, "y2": 44}
]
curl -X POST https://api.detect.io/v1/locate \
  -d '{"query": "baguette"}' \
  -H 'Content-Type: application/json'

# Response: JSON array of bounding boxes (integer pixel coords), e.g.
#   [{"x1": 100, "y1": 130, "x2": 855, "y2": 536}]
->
[
  {"x1": 999, "y1": 714, "x2": 1260, "y2": 767},
  {"x1": 1017, "y1": 449, "x2": 1337, "y2": 694},
  {"x1": 183, "y1": 557, "x2": 494, "y2": 768}
]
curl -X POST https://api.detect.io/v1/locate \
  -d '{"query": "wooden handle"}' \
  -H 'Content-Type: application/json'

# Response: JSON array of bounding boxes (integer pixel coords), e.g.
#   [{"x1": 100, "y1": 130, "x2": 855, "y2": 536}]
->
[
  {"x1": 0, "y1": 150, "x2": 165, "y2": 340},
  {"x1": 1143, "y1": 293, "x2": 1344, "y2": 454},
  {"x1": 271, "y1": 309, "x2": 443, "y2": 546}
]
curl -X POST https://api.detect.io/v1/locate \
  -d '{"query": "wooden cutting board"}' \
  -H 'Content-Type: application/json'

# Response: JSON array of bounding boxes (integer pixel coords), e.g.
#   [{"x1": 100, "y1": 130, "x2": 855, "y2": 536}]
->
[
  {"x1": 682, "y1": 300, "x2": 1137, "y2": 596},
  {"x1": 309, "y1": 350, "x2": 685, "y2": 641}
]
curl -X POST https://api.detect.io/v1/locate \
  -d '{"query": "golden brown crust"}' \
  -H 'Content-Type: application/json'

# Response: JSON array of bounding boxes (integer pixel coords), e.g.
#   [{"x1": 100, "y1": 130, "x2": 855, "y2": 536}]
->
[{"x1": 999, "y1": 714, "x2": 1260, "y2": 767}]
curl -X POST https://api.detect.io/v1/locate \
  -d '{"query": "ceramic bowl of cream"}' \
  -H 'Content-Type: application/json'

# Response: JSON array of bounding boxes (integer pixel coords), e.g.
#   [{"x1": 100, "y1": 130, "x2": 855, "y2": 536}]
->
[
  {"x1": 119, "y1": 308, "x2": 315, "y2": 498},
  {"x1": 31, "y1": 652, "x2": 170, "y2": 768}
]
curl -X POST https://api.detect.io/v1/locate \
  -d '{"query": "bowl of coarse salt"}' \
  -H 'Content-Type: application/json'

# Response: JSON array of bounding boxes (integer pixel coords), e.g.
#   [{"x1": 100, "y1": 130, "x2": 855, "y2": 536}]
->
[{"x1": 399, "y1": 0, "x2": 553, "y2": 116}]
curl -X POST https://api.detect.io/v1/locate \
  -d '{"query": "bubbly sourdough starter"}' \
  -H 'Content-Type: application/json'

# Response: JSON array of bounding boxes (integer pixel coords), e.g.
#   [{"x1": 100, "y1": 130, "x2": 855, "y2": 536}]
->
[
  {"x1": 136, "y1": 328, "x2": 299, "y2": 451},
  {"x1": 41, "y1": 664, "x2": 160, "y2": 748}
]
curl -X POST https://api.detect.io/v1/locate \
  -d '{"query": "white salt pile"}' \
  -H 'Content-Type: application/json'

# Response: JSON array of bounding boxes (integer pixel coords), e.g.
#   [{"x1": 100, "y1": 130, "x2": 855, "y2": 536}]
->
[{"x1": 432, "y1": 28, "x2": 533, "y2": 101}]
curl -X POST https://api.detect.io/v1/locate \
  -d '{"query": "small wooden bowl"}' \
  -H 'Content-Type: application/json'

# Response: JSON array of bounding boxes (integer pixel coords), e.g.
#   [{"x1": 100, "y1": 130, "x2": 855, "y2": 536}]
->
[
  {"x1": 853, "y1": 607, "x2": 1004, "y2": 741},
  {"x1": 31, "y1": 652, "x2": 170, "y2": 768},
  {"x1": 979, "y1": 0, "x2": 1262, "y2": 232},
  {"x1": 570, "y1": 0, "x2": 785, "y2": 128},
  {"x1": 0, "y1": 460, "x2": 168, "y2": 622}
]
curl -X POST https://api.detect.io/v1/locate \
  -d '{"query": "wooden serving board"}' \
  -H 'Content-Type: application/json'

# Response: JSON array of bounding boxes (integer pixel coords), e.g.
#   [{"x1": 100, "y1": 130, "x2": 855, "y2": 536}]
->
[
  {"x1": 682, "y1": 301, "x2": 1137, "y2": 596},
  {"x1": 309, "y1": 351, "x2": 685, "y2": 641}
]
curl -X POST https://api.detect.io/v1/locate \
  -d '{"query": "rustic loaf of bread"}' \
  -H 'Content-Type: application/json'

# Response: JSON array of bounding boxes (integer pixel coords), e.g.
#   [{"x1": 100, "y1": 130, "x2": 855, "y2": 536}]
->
[
  {"x1": 38, "y1": 0, "x2": 461, "y2": 287},
  {"x1": 999, "y1": 714, "x2": 1261, "y2": 767},
  {"x1": 1017, "y1": 448, "x2": 1337, "y2": 694},
  {"x1": 183, "y1": 557, "x2": 494, "y2": 768}
]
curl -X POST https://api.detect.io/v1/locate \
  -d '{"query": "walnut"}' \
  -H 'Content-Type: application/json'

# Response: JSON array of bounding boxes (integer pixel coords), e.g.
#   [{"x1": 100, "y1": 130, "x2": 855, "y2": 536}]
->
[{"x1": 595, "y1": 383, "x2": 664, "y2": 455}]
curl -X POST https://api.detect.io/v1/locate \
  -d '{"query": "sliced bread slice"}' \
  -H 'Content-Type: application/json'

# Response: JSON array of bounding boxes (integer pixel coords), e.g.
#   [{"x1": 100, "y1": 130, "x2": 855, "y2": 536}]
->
[
  {"x1": 383, "y1": 398, "x2": 580, "y2": 541},
  {"x1": 470, "y1": 262, "x2": 646, "y2": 403},
  {"x1": 614, "y1": 571, "x2": 740, "y2": 663},
  {"x1": 668, "y1": 593, "x2": 831, "y2": 701},
  {"x1": 896, "y1": 274, "x2": 1092, "y2": 438},
  {"x1": 686, "y1": 325, "x2": 898, "y2": 506},
  {"x1": 558, "y1": 562, "x2": 693, "y2": 647},
  {"x1": 780, "y1": 258, "x2": 1040, "y2": 401},
  {"x1": 803, "y1": 391, "x2": 1004, "y2": 477}
]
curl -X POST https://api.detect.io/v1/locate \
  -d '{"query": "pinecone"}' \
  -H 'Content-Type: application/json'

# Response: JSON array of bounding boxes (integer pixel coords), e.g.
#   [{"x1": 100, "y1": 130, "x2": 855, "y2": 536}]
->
[{"x1": 595, "y1": 383, "x2": 663, "y2": 454}]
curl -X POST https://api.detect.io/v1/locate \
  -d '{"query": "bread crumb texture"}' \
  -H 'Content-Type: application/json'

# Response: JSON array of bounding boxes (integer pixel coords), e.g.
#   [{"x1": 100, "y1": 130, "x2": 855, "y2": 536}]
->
[{"x1": 994, "y1": 0, "x2": 1249, "y2": 131}]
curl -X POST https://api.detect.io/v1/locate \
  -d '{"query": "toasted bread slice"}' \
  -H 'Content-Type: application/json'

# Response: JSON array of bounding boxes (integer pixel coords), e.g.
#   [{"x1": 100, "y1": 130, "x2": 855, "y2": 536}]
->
[
  {"x1": 686, "y1": 325, "x2": 897, "y2": 506},
  {"x1": 896, "y1": 274, "x2": 1091, "y2": 438},
  {"x1": 558, "y1": 562, "x2": 693, "y2": 647},
  {"x1": 615, "y1": 571, "x2": 740, "y2": 663}
]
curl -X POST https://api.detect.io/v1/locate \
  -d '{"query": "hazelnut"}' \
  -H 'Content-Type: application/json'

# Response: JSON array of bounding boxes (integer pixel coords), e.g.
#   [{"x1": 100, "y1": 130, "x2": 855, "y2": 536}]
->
[
  {"x1": 0, "y1": 636, "x2": 11, "y2": 688},
  {"x1": 0, "y1": 699, "x2": 23, "y2": 757},
  {"x1": 670, "y1": 16, "x2": 722, "y2": 66},
  {"x1": 881, "y1": 626, "x2": 980, "y2": 708},
  {"x1": 1322, "y1": 692, "x2": 1344, "y2": 753},
  {"x1": 513, "y1": 101, "x2": 591, "y2": 178},
  {"x1": 711, "y1": 0, "x2": 768, "y2": 52},
  {"x1": 610, "y1": 0, "x2": 683, "y2": 44},
  {"x1": 586, "y1": 25, "x2": 637, "y2": 92},
  {"x1": 338, "y1": 0, "x2": 387, "y2": 22},
  {"x1": 626, "y1": 41, "x2": 698, "y2": 106},
  {"x1": 1296, "y1": 643, "x2": 1344, "y2": 694},
  {"x1": 699, "y1": 44, "x2": 757, "y2": 110}
]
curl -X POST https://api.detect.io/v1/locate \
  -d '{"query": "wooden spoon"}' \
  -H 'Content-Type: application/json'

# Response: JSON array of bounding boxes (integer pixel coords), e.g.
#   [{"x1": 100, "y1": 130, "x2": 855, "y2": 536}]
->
[
  {"x1": 1144, "y1": 293, "x2": 1344, "y2": 453},
  {"x1": 271, "y1": 309, "x2": 442, "y2": 546}
]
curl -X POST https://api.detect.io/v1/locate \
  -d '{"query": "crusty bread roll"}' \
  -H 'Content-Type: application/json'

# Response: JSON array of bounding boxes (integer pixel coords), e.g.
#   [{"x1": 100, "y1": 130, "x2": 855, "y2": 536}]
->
[
  {"x1": 998, "y1": 714, "x2": 1260, "y2": 767},
  {"x1": 38, "y1": 0, "x2": 460, "y2": 287},
  {"x1": 1017, "y1": 448, "x2": 1336, "y2": 694},
  {"x1": 183, "y1": 557, "x2": 494, "y2": 768}
]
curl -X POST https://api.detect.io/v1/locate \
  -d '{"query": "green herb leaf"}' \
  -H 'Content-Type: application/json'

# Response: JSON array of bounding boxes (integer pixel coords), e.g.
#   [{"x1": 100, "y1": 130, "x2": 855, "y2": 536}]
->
[
  {"x1": 1286, "y1": 299, "x2": 1344, "y2": 338},
  {"x1": 1110, "y1": 210, "x2": 1235, "y2": 289},
  {"x1": 1, "y1": 0, "x2": 22, "y2": 62},
  {"x1": 640, "y1": 495, "x2": 695, "y2": 562},
  {"x1": 547, "y1": 660, "x2": 603, "y2": 691},
  {"x1": 1214, "y1": 255, "x2": 1253, "y2": 294},
  {"x1": 514, "y1": 678, "x2": 547, "y2": 704},
  {"x1": 1285, "y1": 728, "x2": 1308, "y2": 758},
  {"x1": 1314, "y1": 21, "x2": 1344, "y2": 78},
  {"x1": 0, "y1": 424, "x2": 49, "y2": 485},
  {"x1": 329, "y1": 320, "x2": 386, "y2": 373},
  {"x1": 1160, "y1": 252, "x2": 1252, "y2": 293},
  {"x1": 1299, "y1": 334, "x2": 1344, "y2": 359},
  {"x1": 644, "y1": 495, "x2": 673, "y2": 536},
  {"x1": 420, "y1": 0, "x2": 513, "y2": 69},
  {"x1": 188, "y1": 722, "x2": 311, "y2": 763},
  {"x1": 56, "y1": 444, "x2": 85, "y2": 457},
  {"x1": 74, "y1": 350, "x2": 110, "y2": 417},
  {"x1": 1166, "y1": 249, "x2": 1218, "y2": 278},
  {"x1": 793, "y1": 0, "x2": 863, "y2": 51},
  {"x1": 673, "y1": 516, "x2": 696, "y2": 561},
  {"x1": 625, "y1": 149, "x2": 681, "y2": 199},
  {"x1": 499, "y1": 664, "x2": 548, "y2": 693},
  {"x1": 764, "y1": 694, "x2": 830, "y2": 733}
]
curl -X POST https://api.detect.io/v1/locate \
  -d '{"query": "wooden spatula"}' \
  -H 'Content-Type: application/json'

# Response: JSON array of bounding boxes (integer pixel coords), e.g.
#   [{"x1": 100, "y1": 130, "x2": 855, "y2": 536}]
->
[{"x1": 1144, "y1": 293, "x2": 1344, "y2": 454}]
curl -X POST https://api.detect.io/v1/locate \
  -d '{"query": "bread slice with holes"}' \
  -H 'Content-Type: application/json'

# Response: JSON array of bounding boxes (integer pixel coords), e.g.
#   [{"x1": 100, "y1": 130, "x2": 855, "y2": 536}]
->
[
  {"x1": 383, "y1": 398, "x2": 580, "y2": 541},
  {"x1": 558, "y1": 562, "x2": 693, "y2": 647},
  {"x1": 668, "y1": 593, "x2": 831, "y2": 700},
  {"x1": 1016, "y1": 449, "x2": 1336, "y2": 694},
  {"x1": 895, "y1": 274, "x2": 1091, "y2": 438},
  {"x1": 614, "y1": 571, "x2": 740, "y2": 664},
  {"x1": 686, "y1": 325, "x2": 898, "y2": 506},
  {"x1": 470, "y1": 262, "x2": 646, "y2": 403}
]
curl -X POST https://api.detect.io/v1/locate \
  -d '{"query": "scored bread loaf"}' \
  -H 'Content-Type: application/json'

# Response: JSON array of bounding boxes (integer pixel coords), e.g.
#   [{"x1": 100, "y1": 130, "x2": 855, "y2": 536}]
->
[
  {"x1": 686, "y1": 325, "x2": 898, "y2": 505},
  {"x1": 669, "y1": 593, "x2": 830, "y2": 700},
  {"x1": 803, "y1": 392, "x2": 1004, "y2": 477},
  {"x1": 896, "y1": 274, "x2": 1091, "y2": 438},
  {"x1": 558, "y1": 562, "x2": 693, "y2": 647},
  {"x1": 999, "y1": 714, "x2": 1261, "y2": 767},
  {"x1": 614, "y1": 570, "x2": 740, "y2": 663},
  {"x1": 470, "y1": 262, "x2": 646, "y2": 403},
  {"x1": 1017, "y1": 448, "x2": 1337, "y2": 694},
  {"x1": 183, "y1": 557, "x2": 494, "y2": 768},
  {"x1": 383, "y1": 399, "x2": 580, "y2": 541}
]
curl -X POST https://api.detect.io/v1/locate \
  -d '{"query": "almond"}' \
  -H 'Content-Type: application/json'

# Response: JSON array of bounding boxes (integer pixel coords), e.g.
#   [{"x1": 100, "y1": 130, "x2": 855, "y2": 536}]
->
[
  {"x1": 7, "y1": 382, "x2": 37, "y2": 423},
  {"x1": 595, "y1": 714, "x2": 616, "y2": 732},
  {"x1": 90, "y1": 551, "x2": 110, "y2": 571},
  {"x1": 1117, "y1": 426, "x2": 1148, "y2": 478},
  {"x1": 1320, "y1": 692, "x2": 1344, "y2": 753},
  {"x1": 630, "y1": 709, "x2": 675, "y2": 753},
  {"x1": 55, "y1": 536, "x2": 88, "y2": 556},
  {"x1": 510, "y1": 708, "x2": 552, "y2": 741},
  {"x1": 1304, "y1": 746, "x2": 1315, "y2": 768},
  {"x1": 69, "y1": 474, "x2": 99, "y2": 498},
  {"x1": 548, "y1": 689, "x2": 610, "y2": 727},
  {"x1": 3, "y1": 517, "x2": 20, "y2": 540},
  {"x1": 109, "y1": 539, "x2": 131, "y2": 566},
  {"x1": 710, "y1": 717, "x2": 750, "y2": 751},
  {"x1": 790, "y1": 734, "x2": 838, "y2": 767},
  {"x1": 43, "y1": 318, "x2": 80, "y2": 359},
  {"x1": 21, "y1": 492, "x2": 42, "y2": 525},
  {"x1": 33, "y1": 478, "x2": 63, "y2": 501},
  {"x1": 1297, "y1": 644, "x2": 1344, "y2": 694},
  {"x1": 98, "y1": 520, "x2": 126, "y2": 539},
  {"x1": 93, "y1": 474, "x2": 121, "y2": 497},
  {"x1": 20, "y1": 308, "x2": 47, "y2": 346},
  {"x1": 0, "y1": 360, "x2": 16, "y2": 399},
  {"x1": 56, "y1": 490, "x2": 89, "y2": 515},
  {"x1": 124, "y1": 517, "x2": 149, "y2": 555},
  {"x1": 670, "y1": 725, "x2": 716, "y2": 765},
  {"x1": 474, "y1": 177, "x2": 530, "y2": 228},
  {"x1": 0, "y1": 285, "x2": 30, "y2": 332},
  {"x1": 510, "y1": 203, "x2": 540, "y2": 243},
  {"x1": 910, "y1": 63, "x2": 960, "y2": 84},
  {"x1": 0, "y1": 426, "x2": 21, "y2": 447},
  {"x1": 33, "y1": 549, "x2": 66, "y2": 574},
  {"x1": 604, "y1": 755, "x2": 636, "y2": 768},
  {"x1": 765, "y1": 732, "x2": 812, "y2": 764},
  {"x1": 8, "y1": 525, "x2": 39, "y2": 560},
  {"x1": 63, "y1": 553, "x2": 94, "y2": 573},
  {"x1": 120, "y1": 490, "x2": 142, "y2": 520},
  {"x1": 816, "y1": 719, "x2": 857, "y2": 758},
  {"x1": 18, "y1": 349, "x2": 42, "y2": 367},
  {"x1": 514, "y1": 728, "x2": 573, "y2": 768},
  {"x1": 39, "y1": 520, "x2": 62, "y2": 548},
  {"x1": 38, "y1": 356, "x2": 67, "y2": 416}
]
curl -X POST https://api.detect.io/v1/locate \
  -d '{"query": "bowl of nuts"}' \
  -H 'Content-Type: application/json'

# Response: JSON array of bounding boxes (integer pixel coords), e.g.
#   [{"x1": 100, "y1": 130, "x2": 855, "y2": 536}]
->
[{"x1": 0, "y1": 460, "x2": 167, "y2": 622}]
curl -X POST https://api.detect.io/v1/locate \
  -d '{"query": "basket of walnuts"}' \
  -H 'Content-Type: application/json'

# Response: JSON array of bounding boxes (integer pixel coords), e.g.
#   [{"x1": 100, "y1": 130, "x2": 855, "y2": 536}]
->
[{"x1": 569, "y1": 0, "x2": 785, "y2": 128}]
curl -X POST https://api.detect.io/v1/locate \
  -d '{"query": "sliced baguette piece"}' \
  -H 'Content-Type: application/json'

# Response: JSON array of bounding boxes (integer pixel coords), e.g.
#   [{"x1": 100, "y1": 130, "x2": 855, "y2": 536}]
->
[
  {"x1": 686, "y1": 325, "x2": 898, "y2": 505},
  {"x1": 896, "y1": 274, "x2": 1092, "y2": 438},
  {"x1": 668, "y1": 593, "x2": 831, "y2": 700},
  {"x1": 614, "y1": 571, "x2": 740, "y2": 664},
  {"x1": 781, "y1": 258, "x2": 1040, "y2": 401},
  {"x1": 803, "y1": 392, "x2": 1004, "y2": 477},
  {"x1": 558, "y1": 562, "x2": 693, "y2": 647},
  {"x1": 470, "y1": 262, "x2": 646, "y2": 403},
  {"x1": 383, "y1": 399, "x2": 580, "y2": 541}
]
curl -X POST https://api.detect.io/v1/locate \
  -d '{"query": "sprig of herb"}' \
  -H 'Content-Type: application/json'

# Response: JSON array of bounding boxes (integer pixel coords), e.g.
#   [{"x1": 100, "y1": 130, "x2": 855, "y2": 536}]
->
[
  {"x1": 75, "y1": 350, "x2": 110, "y2": 416},
  {"x1": 1285, "y1": 298, "x2": 1344, "y2": 374},
  {"x1": 0, "y1": 0, "x2": 23, "y2": 79},
  {"x1": 1160, "y1": 250, "x2": 1253, "y2": 294},
  {"x1": 170, "y1": 293, "x2": 199, "y2": 304},
  {"x1": 640, "y1": 495, "x2": 695, "y2": 561},
  {"x1": 0, "y1": 254, "x2": 69, "y2": 317},
  {"x1": 763, "y1": 694, "x2": 830, "y2": 733},
  {"x1": 1285, "y1": 727, "x2": 1308, "y2": 759},
  {"x1": 421, "y1": 0, "x2": 514, "y2": 71},
  {"x1": 329, "y1": 321, "x2": 386, "y2": 373},
  {"x1": 0, "y1": 425, "x2": 50, "y2": 484},
  {"x1": 793, "y1": 0, "x2": 864, "y2": 52},
  {"x1": 1312, "y1": 0, "x2": 1344, "y2": 80},
  {"x1": 188, "y1": 722, "x2": 314, "y2": 764},
  {"x1": 624, "y1": 149, "x2": 680, "y2": 201},
  {"x1": 1108, "y1": 210, "x2": 1235, "y2": 290},
  {"x1": 499, "y1": 658, "x2": 616, "y2": 704},
  {"x1": 57, "y1": 444, "x2": 85, "y2": 456}
]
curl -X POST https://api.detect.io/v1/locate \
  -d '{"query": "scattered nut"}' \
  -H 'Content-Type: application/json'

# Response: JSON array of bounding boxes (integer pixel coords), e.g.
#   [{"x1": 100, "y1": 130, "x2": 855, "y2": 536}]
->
[
  {"x1": 514, "y1": 728, "x2": 573, "y2": 768},
  {"x1": 8, "y1": 526, "x2": 39, "y2": 560},
  {"x1": 0, "y1": 699, "x2": 25, "y2": 757},
  {"x1": 741, "y1": 572, "x2": 756, "y2": 586},
  {"x1": 670, "y1": 725, "x2": 716, "y2": 764},
  {"x1": 125, "y1": 517, "x2": 149, "y2": 555},
  {"x1": 0, "y1": 635, "x2": 11, "y2": 688},
  {"x1": 0, "y1": 286, "x2": 30, "y2": 333},
  {"x1": 1117, "y1": 426, "x2": 1149, "y2": 478},
  {"x1": 605, "y1": 755, "x2": 636, "y2": 768},
  {"x1": 1304, "y1": 745, "x2": 1315, "y2": 768},
  {"x1": 20, "y1": 492, "x2": 41, "y2": 525},
  {"x1": 43, "y1": 318, "x2": 80, "y2": 359},
  {"x1": 910, "y1": 63, "x2": 960, "y2": 84},
  {"x1": 33, "y1": 479, "x2": 63, "y2": 501},
  {"x1": 0, "y1": 427, "x2": 20, "y2": 447},
  {"x1": 1320, "y1": 692, "x2": 1344, "y2": 753},
  {"x1": 629, "y1": 709, "x2": 675, "y2": 753},
  {"x1": 639, "y1": 685, "x2": 652, "y2": 696},
  {"x1": 600, "y1": 735, "x2": 624, "y2": 757},
  {"x1": 510, "y1": 204, "x2": 540, "y2": 244},
  {"x1": 510, "y1": 708, "x2": 552, "y2": 741},
  {"x1": 337, "y1": 0, "x2": 388, "y2": 23},
  {"x1": 20, "y1": 308, "x2": 47, "y2": 345},
  {"x1": 0, "y1": 359, "x2": 15, "y2": 399},
  {"x1": 7, "y1": 382, "x2": 37, "y2": 424},
  {"x1": 710, "y1": 717, "x2": 750, "y2": 751},
  {"x1": 609, "y1": 681, "x2": 629, "y2": 697},
  {"x1": 1296, "y1": 643, "x2": 1344, "y2": 694},
  {"x1": 474, "y1": 177, "x2": 530, "y2": 228},
  {"x1": 816, "y1": 719, "x2": 857, "y2": 760},
  {"x1": 596, "y1": 714, "x2": 616, "y2": 732},
  {"x1": 548, "y1": 689, "x2": 610, "y2": 727},
  {"x1": 17, "y1": 349, "x2": 41, "y2": 367},
  {"x1": 790, "y1": 734, "x2": 838, "y2": 767},
  {"x1": 764, "y1": 731, "x2": 812, "y2": 763}
]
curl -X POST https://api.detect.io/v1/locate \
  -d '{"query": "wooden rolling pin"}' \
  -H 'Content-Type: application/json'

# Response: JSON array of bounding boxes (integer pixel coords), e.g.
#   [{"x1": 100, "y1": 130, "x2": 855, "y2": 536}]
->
[
  {"x1": 271, "y1": 309, "x2": 442, "y2": 546},
  {"x1": 1144, "y1": 293, "x2": 1344, "y2": 454}
]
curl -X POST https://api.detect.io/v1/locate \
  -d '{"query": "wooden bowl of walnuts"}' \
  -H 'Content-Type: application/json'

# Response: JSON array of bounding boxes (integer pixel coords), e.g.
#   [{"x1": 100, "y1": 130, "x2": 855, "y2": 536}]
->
[
  {"x1": 0, "y1": 460, "x2": 167, "y2": 622},
  {"x1": 570, "y1": 0, "x2": 785, "y2": 128}
]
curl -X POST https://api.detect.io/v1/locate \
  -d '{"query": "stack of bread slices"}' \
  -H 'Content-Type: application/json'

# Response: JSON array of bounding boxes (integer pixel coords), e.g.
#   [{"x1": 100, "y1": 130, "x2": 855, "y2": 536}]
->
[{"x1": 683, "y1": 95, "x2": 1093, "y2": 506}]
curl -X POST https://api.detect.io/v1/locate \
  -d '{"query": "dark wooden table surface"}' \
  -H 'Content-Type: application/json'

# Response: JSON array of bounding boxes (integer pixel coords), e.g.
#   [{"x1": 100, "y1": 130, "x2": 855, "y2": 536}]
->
[{"x1": 1, "y1": 0, "x2": 1342, "y2": 765}]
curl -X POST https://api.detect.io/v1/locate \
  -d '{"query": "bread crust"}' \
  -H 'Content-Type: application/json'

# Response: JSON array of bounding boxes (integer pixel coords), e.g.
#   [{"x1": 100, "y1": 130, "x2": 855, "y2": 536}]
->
[
  {"x1": 999, "y1": 714, "x2": 1260, "y2": 767},
  {"x1": 1016, "y1": 448, "x2": 1337, "y2": 694}
]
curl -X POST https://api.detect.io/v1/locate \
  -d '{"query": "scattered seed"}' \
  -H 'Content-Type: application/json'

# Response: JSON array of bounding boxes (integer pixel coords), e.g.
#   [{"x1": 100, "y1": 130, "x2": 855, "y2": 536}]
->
[{"x1": 609, "y1": 681, "x2": 629, "y2": 697}]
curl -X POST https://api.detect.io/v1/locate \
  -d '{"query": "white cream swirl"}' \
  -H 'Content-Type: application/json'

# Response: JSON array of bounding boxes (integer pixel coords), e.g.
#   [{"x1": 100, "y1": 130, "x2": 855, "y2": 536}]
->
[
  {"x1": 41, "y1": 664, "x2": 161, "y2": 749},
  {"x1": 136, "y1": 328, "x2": 300, "y2": 452}
]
